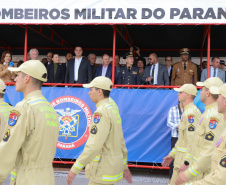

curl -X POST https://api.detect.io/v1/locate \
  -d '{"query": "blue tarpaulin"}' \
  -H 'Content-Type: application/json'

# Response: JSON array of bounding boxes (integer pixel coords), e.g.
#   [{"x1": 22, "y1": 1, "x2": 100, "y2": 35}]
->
[{"x1": 4, "y1": 86, "x2": 205, "y2": 163}]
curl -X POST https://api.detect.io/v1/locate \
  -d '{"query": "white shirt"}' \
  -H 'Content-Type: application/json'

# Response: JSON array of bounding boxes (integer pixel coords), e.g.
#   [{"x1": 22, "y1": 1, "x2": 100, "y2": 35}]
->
[
  {"x1": 150, "y1": 63, "x2": 159, "y2": 85},
  {"x1": 167, "y1": 66, "x2": 171, "y2": 77},
  {"x1": 211, "y1": 66, "x2": 218, "y2": 77},
  {"x1": 74, "y1": 57, "x2": 82, "y2": 81},
  {"x1": 101, "y1": 65, "x2": 108, "y2": 77}
]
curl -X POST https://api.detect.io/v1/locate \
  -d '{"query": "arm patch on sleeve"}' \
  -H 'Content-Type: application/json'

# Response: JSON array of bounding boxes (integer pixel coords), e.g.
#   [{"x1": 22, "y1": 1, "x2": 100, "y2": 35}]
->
[
  {"x1": 205, "y1": 131, "x2": 214, "y2": 141},
  {"x1": 188, "y1": 115, "x2": 194, "y2": 123},
  {"x1": 188, "y1": 124, "x2": 195, "y2": 131},
  {"x1": 90, "y1": 125, "x2": 98, "y2": 134},
  {"x1": 93, "y1": 112, "x2": 102, "y2": 124},
  {"x1": 209, "y1": 118, "x2": 218, "y2": 129},
  {"x1": 8, "y1": 110, "x2": 21, "y2": 126},
  {"x1": 220, "y1": 156, "x2": 226, "y2": 168},
  {"x1": 3, "y1": 129, "x2": 10, "y2": 142}
]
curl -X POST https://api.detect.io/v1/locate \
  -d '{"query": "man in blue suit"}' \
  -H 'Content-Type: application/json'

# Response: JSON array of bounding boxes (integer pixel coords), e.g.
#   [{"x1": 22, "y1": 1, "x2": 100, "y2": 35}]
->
[
  {"x1": 200, "y1": 57, "x2": 225, "y2": 82},
  {"x1": 94, "y1": 54, "x2": 112, "y2": 80}
]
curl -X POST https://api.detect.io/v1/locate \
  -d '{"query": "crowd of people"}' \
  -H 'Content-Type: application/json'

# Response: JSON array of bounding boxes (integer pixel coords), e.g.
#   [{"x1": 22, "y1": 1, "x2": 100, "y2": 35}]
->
[
  {"x1": 164, "y1": 78, "x2": 226, "y2": 185},
  {"x1": 0, "y1": 45, "x2": 226, "y2": 185},
  {"x1": 0, "y1": 59, "x2": 132, "y2": 185},
  {"x1": 1, "y1": 47, "x2": 225, "y2": 86}
]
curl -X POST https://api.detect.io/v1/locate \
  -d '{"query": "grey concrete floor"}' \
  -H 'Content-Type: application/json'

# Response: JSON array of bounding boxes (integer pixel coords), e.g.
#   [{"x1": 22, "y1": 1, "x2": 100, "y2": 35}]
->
[{"x1": 2, "y1": 171, "x2": 169, "y2": 185}]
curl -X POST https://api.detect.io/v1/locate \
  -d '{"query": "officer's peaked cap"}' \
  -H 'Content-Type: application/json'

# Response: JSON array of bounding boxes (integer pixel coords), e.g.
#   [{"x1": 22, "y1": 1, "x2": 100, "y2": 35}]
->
[
  {"x1": 180, "y1": 48, "x2": 190, "y2": 55},
  {"x1": 123, "y1": 51, "x2": 133, "y2": 59}
]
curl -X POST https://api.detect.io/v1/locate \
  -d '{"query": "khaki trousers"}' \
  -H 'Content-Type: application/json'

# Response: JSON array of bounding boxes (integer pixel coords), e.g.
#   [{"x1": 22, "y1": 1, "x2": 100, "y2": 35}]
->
[
  {"x1": 170, "y1": 167, "x2": 179, "y2": 185},
  {"x1": 89, "y1": 180, "x2": 114, "y2": 185}
]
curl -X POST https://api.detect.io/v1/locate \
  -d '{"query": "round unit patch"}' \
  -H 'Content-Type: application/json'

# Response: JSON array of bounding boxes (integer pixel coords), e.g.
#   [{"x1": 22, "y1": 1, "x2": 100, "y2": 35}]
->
[
  {"x1": 51, "y1": 96, "x2": 92, "y2": 150},
  {"x1": 209, "y1": 118, "x2": 218, "y2": 129},
  {"x1": 94, "y1": 113, "x2": 101, "y2": 124},
  {"x1": 188, "y1": 115, "x2": 194, "y2": 123},
  {"x1": 8, "y1": 110, "x2": 20, "y2": 126}
]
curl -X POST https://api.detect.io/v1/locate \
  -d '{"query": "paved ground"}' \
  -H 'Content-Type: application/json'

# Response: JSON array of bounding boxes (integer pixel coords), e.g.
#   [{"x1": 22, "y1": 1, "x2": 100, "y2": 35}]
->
[{"x1": 3, "y1": 171, "x2": 169, "y2": 185}]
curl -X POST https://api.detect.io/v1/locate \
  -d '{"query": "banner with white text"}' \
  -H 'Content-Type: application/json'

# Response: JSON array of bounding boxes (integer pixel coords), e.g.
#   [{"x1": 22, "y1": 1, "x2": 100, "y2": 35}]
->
[{"x1": 0, "y1": 0, "x2": 226, "y2": 24}]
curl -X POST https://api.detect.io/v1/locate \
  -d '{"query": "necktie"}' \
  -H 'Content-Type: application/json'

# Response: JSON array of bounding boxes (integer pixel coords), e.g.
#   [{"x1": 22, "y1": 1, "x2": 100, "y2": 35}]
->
[
  {"x1": 128, "y1": 67, "x2": 131, "y2": 72},
  {"x1": 184, "y1": 63, "x2": 186, "y2": 70},
  {"x1": 213, "y1": 68, "x2": 216, "y2": 77},
  {"x1": 151, "y1": 65, "x2": 155, "y2": 84}
]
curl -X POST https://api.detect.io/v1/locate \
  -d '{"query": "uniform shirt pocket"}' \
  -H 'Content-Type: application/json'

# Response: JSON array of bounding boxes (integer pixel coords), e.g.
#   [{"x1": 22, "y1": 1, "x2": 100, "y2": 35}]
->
[
  {"x1": 179, "y1": 123, "x2": 187, "y2": 140},
  {"x1": 196, "y1": 127, "x2": 205, "y2": 146},
  {"x1": 176, "y1": 71, "x2": 181, "y2": 75},
  {"x1": 189, "y1": 70, "x2": 194, "y2": 76},
  {"x1": 132, "y1": 73, "x2": 137, "y2": 79},
  {"x1": 90, "y1": 158, "x2": 101, "y2": 179}
]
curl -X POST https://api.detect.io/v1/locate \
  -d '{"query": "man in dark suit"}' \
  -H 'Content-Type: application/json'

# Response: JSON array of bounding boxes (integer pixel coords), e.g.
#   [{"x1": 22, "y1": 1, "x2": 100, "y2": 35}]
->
[
  {"x1": 94, "y1": 54, "x2": 112, "y2": 80},
  {"x1": 65, "y1": 52, "x2": 73, "y2": 67},
  {"x1": 47, "y1": 54, "x2": 66, "y2": 83},
  {"x1": 65, "y1": 46, "x2": 92, "y2": 84},
  {"x1": 46, "y1": 52, "x2": 53, "y2": 66},
  {"x1": 88, "y1": 53, "x2": 99, "y2": 80},
  {"x1": 142, "y1": 53, "x2": 169, "y2": 85},
  {"x1": 114, "y1": 54, "x2": 121, "y2": 82},
  {"x1": 165, "y1": 56, "x2": 173, "y2": 85}
]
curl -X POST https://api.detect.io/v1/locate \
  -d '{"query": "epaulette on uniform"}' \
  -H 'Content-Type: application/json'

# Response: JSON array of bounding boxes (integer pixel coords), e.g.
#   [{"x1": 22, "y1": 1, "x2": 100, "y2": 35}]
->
[{"x1": 27, "y1": 97, "x2": 49, "y2": 106}]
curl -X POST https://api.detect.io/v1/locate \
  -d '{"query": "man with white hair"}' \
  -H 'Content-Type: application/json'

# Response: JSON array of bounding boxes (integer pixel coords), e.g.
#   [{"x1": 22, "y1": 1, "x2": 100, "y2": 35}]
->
[{"x1": 29, "y1": 48, "x2": 39, "y2": 60}]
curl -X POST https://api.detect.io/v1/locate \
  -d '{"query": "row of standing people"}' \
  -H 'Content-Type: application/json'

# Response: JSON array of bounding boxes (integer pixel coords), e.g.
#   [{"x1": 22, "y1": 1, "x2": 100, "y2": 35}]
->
[
  {"x1": 0, "y1": 47, "x2": 225, "y2": 85},
  {"x1": 41, "y1": 47, "x2": 226, "y2": 86},
  {"x1": 163, "y1": 77, "x2": 226, "y2": 185}
]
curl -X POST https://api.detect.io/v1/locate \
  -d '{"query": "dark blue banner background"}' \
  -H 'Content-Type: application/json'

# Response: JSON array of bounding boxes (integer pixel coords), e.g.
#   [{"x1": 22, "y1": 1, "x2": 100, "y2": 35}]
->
[{"x1": 4, "y1": 86, "x2": 205, "y2": 163}]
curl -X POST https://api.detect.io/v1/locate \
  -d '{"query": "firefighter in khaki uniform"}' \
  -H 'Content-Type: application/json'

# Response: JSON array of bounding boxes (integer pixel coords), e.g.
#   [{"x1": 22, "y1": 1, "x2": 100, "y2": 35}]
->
[
  {"x1": 0, "y1": 60, "x2": 59, "y2": 185},
  {"x1": 184, "y1": 84, "x2": 226, "y2": 185},
  {"x1": 162, "y1": 84, "x2": 201, "y2": 185},
  {"x1": 171, "y1": 48, "x2": 198, "y2": 86},
  {"x1": 175, "y1": 77, "x2": 225, "y2": 185},
  {"x1": 67, "y1": 76, "x2": 132, "y2": 185},
  {"x1": 0, "y1": 79, "x2": 12, "y2": 185},
  {"x1": 0, "y1": 79, "x2": 12, "y2": 141}
]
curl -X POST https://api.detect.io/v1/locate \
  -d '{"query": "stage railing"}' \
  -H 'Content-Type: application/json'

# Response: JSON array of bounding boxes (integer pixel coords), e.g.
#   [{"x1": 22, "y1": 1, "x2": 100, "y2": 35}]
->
[
  {"x1": 52, "y1": 160, "x2": 170, "y2": 170},
  {"x1": 5, "y1": 82, "x2": 202, "y2": 89},
  {"x1": 6, "y1": 81, "x2": 201, "y2": 170}
]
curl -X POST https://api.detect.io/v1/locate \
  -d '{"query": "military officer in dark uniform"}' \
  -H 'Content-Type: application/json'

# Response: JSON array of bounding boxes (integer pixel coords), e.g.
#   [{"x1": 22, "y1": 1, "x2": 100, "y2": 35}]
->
[{"x1": 117, "y1": 52, "x2": 140, "y2": 85}]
